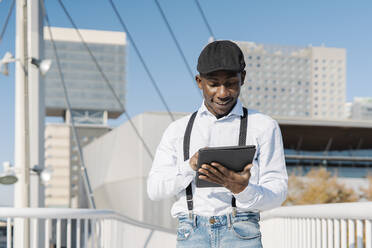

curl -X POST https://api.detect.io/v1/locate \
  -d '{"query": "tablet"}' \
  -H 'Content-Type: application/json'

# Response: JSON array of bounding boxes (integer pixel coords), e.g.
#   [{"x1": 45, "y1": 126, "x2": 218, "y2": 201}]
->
[{"x1": 196, "y1": 145, "x2": 256, "y2": 187}]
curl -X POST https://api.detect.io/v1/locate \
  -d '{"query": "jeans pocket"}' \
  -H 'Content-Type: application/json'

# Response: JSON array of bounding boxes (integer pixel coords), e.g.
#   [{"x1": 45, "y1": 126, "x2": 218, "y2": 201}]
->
[
  {"x1": 232, "y1": 220, "x2": 261, "y2": 240},
  {"x1": 176, "y1": 218, "x2": 193, "y2": 241}
]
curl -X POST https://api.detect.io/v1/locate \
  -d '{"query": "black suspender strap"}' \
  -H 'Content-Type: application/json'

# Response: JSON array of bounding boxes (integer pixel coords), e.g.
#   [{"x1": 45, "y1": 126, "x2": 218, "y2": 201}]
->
[
  {"x1": 184, "y1": 107, "x2": 248, "y2": 218},
  {"x1": 232, "y1": 107, "x2": 248, "y2": 216},
  {"x1": 184, "y1": 111, "x2": 198, "y2": 218},
  {"x1": 239, "y1": 107, "x2": 248, "y2": 146}
]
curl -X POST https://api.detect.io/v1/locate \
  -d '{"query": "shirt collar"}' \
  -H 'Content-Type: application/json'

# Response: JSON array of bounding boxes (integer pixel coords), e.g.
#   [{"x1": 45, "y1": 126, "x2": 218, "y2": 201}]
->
[{"x1": 198, "y1": 99, "x2": 244, "y2": 118}]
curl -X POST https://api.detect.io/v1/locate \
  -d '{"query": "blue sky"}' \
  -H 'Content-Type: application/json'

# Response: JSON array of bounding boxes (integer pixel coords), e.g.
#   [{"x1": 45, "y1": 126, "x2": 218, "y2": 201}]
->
[{"x1": 1, "y1": 0, "x2": 372, "y2": 204}]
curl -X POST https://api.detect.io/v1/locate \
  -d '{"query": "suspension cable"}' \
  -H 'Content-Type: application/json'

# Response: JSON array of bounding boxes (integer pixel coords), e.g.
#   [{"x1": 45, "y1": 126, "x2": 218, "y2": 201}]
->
[
  {"x1": 40, "y1": 0, "x2": 96, "y2": 209},
  {"x1": 152, "y1": 0, "x2": 202, "y2": 98},
  {"x1": 55, "y1": 0, "x2": 155, "y2": 160},
  {"x1": 0, "y1": 0, "x2": 15, "y2": 43}
]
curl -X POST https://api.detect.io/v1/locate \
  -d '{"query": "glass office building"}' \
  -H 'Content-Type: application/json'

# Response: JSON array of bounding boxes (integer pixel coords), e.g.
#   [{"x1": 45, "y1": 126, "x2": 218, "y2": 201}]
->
[{"x1": 44, "y1": 27, "x2": 127, "y2": 121}]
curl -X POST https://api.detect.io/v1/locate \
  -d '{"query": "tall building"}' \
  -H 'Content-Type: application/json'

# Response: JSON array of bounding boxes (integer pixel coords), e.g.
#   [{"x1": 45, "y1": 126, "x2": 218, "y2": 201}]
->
[
  {"x1": 350, "y1": 97, "x2": 372, "y2": 120},
  {"x1": 237, "y1": 42, "x2": 346, "y2": 119},
  {"x1": 43, "y1": 27, "x2": 126, "y2": 207},
  {"x1": 44, "y1": 123, "x2": 110, "y2": 207}
]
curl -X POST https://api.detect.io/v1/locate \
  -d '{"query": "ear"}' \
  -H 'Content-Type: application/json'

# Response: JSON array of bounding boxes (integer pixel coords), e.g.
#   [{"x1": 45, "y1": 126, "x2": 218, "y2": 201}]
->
[
  {"x1": 240, "y1": 71, "x2": 246, "y2": 86},
  {"x1": 196, "y1": 75, "x2": 203, "y2": 90}
]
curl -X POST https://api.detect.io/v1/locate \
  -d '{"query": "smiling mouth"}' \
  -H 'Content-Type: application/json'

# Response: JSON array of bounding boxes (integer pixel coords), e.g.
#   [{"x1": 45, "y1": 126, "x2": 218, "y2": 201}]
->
[{"x1": 214, "y1": 100, "x2": 232, "y2": 106}]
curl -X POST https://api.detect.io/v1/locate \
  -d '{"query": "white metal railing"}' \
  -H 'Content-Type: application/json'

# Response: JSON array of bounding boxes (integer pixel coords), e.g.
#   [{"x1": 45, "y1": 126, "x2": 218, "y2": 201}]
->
[
  {"x1": 0, "y1": 208, "x2": 176, "y2": 248},
  {"x1": 260, "y1": 202, "x2": 372, "y2": 248}
]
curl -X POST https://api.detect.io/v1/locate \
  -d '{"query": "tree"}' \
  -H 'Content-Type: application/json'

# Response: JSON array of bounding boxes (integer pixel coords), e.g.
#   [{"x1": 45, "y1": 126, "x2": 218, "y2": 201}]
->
[
  {"x1": 283, "y1": 167, "x2": 359, "y2": 206},
  {"x1": 360, "y1": 174, "x2": 372, "y2": 201}
]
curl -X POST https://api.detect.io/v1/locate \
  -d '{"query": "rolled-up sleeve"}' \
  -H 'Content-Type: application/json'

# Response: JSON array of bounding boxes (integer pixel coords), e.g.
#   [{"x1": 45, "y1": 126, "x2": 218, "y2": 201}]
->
[
  {"x1": 147, "y1": 123, "x2": 195, "y2": 201},
  {"x1": 233, "y1": 120, "x2": 288, "y2": 211}
]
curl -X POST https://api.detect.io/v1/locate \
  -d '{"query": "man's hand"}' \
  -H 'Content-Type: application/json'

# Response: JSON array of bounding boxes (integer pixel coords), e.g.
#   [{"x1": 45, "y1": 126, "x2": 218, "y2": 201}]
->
[
  {"x1": 198, "y1": 162, "x2": 253, "y2": 194},
  {"x1": 189, "y1": 152, "x2": 199, "y2": 171}
]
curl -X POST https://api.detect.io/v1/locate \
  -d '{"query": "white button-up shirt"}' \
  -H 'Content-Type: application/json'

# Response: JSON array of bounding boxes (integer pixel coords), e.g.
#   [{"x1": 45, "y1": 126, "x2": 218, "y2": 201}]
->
[{"x1": 147, "y1": 100, "x2": 288, "y2": 217}]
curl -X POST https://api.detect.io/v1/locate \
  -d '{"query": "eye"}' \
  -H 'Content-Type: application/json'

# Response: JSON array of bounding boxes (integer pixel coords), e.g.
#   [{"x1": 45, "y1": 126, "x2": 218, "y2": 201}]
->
[
  {"x1": 207, "y1": 81, "x2": 219, "y2": 87},
  {"x1": 225, "y1": 81, "x2": 238, "y2": 88}
]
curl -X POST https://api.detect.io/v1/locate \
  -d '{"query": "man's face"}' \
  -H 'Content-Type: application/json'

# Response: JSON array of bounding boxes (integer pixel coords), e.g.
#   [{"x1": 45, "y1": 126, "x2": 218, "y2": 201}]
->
[{"x1": 196, "y1": 70, "x2": 245, "y2": 118}]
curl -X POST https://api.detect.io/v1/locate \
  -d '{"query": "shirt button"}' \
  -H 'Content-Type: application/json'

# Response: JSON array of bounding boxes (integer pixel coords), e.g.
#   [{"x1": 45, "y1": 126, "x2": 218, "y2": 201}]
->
[{"x1": 209, "y1": 218, "x2": 215, "y2": 224}]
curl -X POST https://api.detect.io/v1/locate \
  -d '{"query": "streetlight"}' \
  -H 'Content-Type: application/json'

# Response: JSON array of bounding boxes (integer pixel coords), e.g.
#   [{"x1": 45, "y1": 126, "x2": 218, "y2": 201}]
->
[
  {"x1": 0, "y1": 51, "x2": 52, "y2": 76},
  {"x1": 0, "y1": 161, "x2": 18, "y2": 185},
  {"x1": 0, "y1": 162, "x2": 52, "y2": 185}
]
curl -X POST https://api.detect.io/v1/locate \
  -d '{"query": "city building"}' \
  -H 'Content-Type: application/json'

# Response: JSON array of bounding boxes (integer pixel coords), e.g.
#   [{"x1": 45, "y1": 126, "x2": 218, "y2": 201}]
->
[
  {"x1": 44, "y1": 27, "x2": 127, "y2": 121},
  {"x1": 350, "y1": 97, "x2": 372, "y2": 120},
  {"x1": 44, "y1": 123, "x2": 111, "y2": 208},
  {"x1": 43, "y1": 27, "x2": 126, "y2": 207},
  {"x1": 237, "y1": 42, "x2": 346, "y2": 119}
]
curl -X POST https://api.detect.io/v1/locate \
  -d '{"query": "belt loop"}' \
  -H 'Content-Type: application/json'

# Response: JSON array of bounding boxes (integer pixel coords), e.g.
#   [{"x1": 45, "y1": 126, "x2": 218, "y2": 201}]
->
[
  {"x1": 227, "y1": 213, "x2": 231, "y2": 229},
  {"x1": 188, "y1": 210, "x2": 193, "y2": 220}
]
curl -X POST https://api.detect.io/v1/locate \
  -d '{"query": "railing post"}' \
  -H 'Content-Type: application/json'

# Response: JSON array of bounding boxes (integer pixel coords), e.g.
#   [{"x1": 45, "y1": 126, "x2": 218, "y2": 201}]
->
[
  {"x1": 76, "y1": 219, "x2": 81, "y2": 248},
  {"x1": 341, "y1": 219, "x2": 347, "y2": 248},
  {"x1": 366, "y1": 220, "x2": 372, "y2": 248},
  {"x1": 327, "y1": 219, "x2": 333, "y2": 248},
  {"x1": 294, "y1": 218, "x2": 298, "y2": 248},
  {"x1": 67, "y1": 219, "x2": 71, "y2": 248},
  {"x1": 334, "y1": 219, "x2": 340, "y2": 248},
  {"x1": 56, "y1": 219, "x2": 61, "y2": 248},
  {"x1": 44, "y1": 219, "x2": 50, "y2": 248},
  {"x1": 356, "y1": 220, "x2": 363, "y2": 248},
  {"x1": 322, "y1": 219, "x2": 327, "y2": 248},
  {"x1": 316, "y1": 218, "x2": 321, "y2": 248},
  {"x1": 7, "y1": 218, "x2": 12, "y2": 248},
  {"x1": 311, "y1": 218, "x2": 316, "y2": 248},
  {"x1": 306, "y1": 218, "x2": 311, "y2": 248},
  {"x1": 348, "y1": 219, "x2": 355, "y2": 247}
]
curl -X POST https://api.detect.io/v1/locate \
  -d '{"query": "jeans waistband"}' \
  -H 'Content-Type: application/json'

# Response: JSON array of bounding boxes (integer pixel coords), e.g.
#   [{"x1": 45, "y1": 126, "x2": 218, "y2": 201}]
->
[{"x1": 178, "y1": 212, "x2": 260, "y2": 228}]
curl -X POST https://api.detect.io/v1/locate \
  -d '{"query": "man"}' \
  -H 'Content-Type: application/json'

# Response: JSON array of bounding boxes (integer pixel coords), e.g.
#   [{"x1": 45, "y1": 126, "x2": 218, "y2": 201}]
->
[{"x1": 147, "y1": 40, "x2": 287, "y2": 247}]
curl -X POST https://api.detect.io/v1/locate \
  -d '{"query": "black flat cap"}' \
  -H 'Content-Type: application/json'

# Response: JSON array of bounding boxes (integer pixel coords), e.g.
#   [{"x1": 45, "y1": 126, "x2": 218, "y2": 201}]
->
[{"x1": 197, "y1": 40, "x2": 246, "y2": 74}]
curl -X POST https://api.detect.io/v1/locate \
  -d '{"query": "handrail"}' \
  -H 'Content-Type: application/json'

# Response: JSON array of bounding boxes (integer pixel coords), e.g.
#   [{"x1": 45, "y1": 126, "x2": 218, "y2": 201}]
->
[
  {"x1": 0, "y1": 207, "x2": 175, "y2": 234},
  {"x1": 261, "y1": 202, "x2": 372, "y2": 220}
]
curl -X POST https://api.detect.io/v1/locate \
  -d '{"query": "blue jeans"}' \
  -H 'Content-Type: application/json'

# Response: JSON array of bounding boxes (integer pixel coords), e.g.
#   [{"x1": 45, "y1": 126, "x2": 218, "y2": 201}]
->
[{"x1": 176, "y1": 212, "x2": 262, "y2": 248}]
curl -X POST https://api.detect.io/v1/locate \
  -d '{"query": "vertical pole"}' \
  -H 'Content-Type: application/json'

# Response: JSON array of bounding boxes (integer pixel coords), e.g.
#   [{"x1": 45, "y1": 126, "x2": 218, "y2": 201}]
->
[
  {"x1": 14, "y1": 0, "x2": 30, "y2": 247},
  {"x1": 28, "y1": 0, "x2": 45, "y2": 247}
]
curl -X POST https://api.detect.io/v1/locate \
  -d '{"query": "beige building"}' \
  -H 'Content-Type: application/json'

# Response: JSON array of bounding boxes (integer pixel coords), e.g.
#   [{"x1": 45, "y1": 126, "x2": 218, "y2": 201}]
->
[
  {"x1": 237, "y1": 42, "x2": 346, "y2": 119},
  {"x1": 44, "y1": 123, "x2": 111, "y2": 208}
]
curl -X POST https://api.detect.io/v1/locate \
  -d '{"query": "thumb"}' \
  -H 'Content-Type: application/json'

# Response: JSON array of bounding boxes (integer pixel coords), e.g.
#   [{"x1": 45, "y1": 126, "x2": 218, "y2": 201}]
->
[{"x1": 243, "y1": 163, "x2": 254, "y2": 173}]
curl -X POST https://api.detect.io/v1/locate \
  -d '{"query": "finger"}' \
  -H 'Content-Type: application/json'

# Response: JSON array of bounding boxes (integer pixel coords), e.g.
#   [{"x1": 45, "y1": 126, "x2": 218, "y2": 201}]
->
[
  {"x1": 243, "y1": 163, "x2": 254, "y2": 173},
  {"x1": 210, "y1": 162, "x2": 233, "y2": 178},
  {"x1": 201, "y1": 164, "x2": 225, "y2": 181},
  {"x1": 198, "y1": 174, "x2": 224, "y2": 185},
  {"x1": 198, "y1": 167, "x2": 224, "y2": 184}
]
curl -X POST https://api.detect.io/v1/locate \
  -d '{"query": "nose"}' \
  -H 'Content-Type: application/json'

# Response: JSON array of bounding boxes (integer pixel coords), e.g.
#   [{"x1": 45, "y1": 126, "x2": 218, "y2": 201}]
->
[{"x1": 217, "y1": 85, "x2": 229, "y2": 99}]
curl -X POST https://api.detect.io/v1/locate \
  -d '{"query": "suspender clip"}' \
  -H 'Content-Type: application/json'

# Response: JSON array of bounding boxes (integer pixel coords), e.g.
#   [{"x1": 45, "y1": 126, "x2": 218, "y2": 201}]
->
[{"x1": 232, "y1": 207, "x2": 237, "y2": 217}]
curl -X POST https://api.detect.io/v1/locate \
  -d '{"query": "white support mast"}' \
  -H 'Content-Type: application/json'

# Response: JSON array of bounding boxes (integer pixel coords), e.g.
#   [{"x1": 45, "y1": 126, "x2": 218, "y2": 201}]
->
[
  {"x1": 13, "y1": 0, "x2": 30, "y2": 247},
  {"x1": 13, "y1": 0, "x2": 43, "y2": 247}
]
